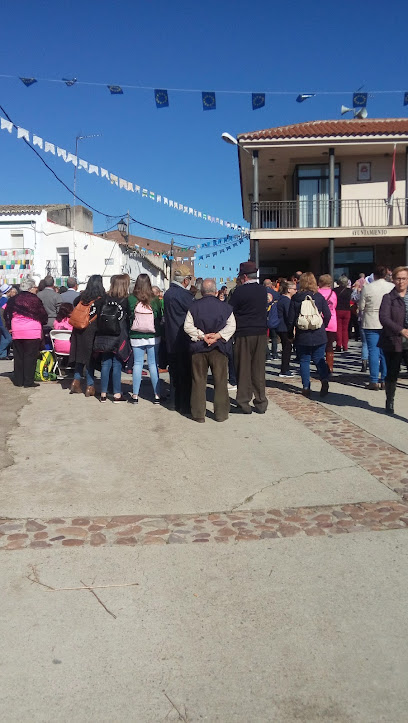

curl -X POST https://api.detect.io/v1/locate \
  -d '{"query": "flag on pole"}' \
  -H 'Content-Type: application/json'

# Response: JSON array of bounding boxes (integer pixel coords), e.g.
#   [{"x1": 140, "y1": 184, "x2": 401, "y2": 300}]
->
[{"x1": 388, "y1": 145, "x2": 396, "y2": 202}]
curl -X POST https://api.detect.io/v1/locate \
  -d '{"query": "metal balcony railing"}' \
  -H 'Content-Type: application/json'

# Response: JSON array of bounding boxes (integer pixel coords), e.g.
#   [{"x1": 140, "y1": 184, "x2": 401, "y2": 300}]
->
[
  {"x1": 45, "y1": 260, "x2": 77, "y2": 277},
  {"x1": 252, "y1": 199, "x2": 408, "y2": 230}
]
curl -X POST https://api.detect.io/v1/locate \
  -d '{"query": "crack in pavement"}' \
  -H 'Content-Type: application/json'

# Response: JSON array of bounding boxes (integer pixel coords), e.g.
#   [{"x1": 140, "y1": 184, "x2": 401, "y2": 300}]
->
[{"x1": 229, "y1": 463, "x2": 358, "y2": 512}]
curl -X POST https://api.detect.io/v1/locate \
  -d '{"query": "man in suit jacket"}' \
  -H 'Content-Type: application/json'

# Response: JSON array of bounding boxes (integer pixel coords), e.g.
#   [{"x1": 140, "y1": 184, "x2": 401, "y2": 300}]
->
[
  {"x1": 164, "y1": 265, "x2": 194, "y2": 415},
  {"x1": 37, "y1": 275, "x2": 60, "y2": 327}
]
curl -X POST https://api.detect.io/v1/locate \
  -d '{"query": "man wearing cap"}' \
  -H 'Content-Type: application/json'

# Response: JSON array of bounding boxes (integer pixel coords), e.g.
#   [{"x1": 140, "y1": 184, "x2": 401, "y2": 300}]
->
[
  {"x1": 164, "y1": 265, "x2": 195, "y2": 415},
  {"x1": 0, "y1": 283, "x2": 13, "y2": 308},
  {"x1": 229, "y1": 261, "x2": 268, "y2": 414}
]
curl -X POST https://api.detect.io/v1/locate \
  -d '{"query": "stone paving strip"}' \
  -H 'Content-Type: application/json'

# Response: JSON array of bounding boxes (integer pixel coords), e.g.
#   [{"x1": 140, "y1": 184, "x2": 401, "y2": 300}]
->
[{"x1": 1, "y1": 386, "x2": 407, "y2": 550}]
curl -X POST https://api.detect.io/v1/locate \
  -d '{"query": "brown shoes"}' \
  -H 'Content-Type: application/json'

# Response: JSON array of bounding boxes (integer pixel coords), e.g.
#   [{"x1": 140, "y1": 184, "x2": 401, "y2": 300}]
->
[
  {"x1": 85, "y1": 386, "x2": 95, "y2": 397},
  {"x1": 365, "y1": 382, "x2": 379, "y2": 391},
  {"x1": 301, "y1": 388, "x2": 311, "y2": 398},
  {"x1": 70, "y1": 379, "x2": 82, "y2": 394}
]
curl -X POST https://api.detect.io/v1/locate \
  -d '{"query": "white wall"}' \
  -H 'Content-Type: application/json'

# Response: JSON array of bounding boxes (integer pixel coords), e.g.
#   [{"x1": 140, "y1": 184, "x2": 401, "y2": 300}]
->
[
  {"x1": 340, "y1": 154, "x2": 405, "y2": 201},
  {"x1": 0, "y1": 212, "x2": 168, "y2": 290}
]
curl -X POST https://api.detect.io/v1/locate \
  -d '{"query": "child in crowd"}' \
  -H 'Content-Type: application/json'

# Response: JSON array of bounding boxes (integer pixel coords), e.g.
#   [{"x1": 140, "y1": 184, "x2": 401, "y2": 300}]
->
[{"x1": 53, "y1": 303, "x2": 73, "y2": 355}]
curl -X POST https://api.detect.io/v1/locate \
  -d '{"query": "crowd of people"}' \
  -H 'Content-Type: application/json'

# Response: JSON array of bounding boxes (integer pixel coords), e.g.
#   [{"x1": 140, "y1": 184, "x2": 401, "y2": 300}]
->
[{"x1": 0, "y1": 261, "x2": 407, "y2": 418}]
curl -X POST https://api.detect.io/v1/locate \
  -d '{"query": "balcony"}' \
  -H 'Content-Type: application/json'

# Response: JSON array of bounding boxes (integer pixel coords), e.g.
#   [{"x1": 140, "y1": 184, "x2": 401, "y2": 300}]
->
[{"x1": 252, "y1": 198, "x2": 408, "y2": 231}]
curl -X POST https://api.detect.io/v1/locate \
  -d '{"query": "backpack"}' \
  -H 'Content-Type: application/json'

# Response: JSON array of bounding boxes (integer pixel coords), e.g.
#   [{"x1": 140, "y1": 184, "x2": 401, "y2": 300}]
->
[
  {"x1": 296, "y1": 295, "x2": 323, "y2": 331},
  {"x1": 98, "y1": 300, "x2": 123, "y2": 336},
  {"x1": 131, "y1": 302, "x2": 155, "y2": 333},
  {"x1": 70, "y1": 299, "x2": 97, "y2": 330},
  {"x1": 34, "y1": 351, "x2": 58, "y2": 382},
  {"x1": 267, "y1": 299, "x2": 279, "y2": 329}
]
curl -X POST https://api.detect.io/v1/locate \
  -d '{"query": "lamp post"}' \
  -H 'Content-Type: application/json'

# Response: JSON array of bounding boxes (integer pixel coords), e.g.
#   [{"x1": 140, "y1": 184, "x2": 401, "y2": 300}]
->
[{"x1": 222, "y1": 132, "x2": 259, "y2": 269}]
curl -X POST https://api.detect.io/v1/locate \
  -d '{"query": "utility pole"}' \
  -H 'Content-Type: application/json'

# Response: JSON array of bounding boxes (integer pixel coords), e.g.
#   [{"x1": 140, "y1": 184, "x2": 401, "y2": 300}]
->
[{"x1": 169, "y1": 238, "x2": 174, "y2": 281}]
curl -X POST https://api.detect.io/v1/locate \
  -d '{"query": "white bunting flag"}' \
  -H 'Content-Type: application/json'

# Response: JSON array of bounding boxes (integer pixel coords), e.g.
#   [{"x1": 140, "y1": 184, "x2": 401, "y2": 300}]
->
[
  {"x1": 127, "y1": 181, "x2": 134, "y2": 191},
  {"x1": 189, "y1": 207, "x2": 193, "y2": 214},
  {"x1": 57, "y1": 147, "x2": 66, "y2": 160},
  {"x1": 33, "y1": 135, "x2": 43, "y2": 149},
  {"x1": 173, "y1": 202, "x2": 177, "y2": 209},
  {"x1": 198, "y1": 211, "x2": 202, "y2": 218},
  {"x1": 44, "y1": 141, "x2": 56, "y2": 154},
  {"x1": 157, "y1": 195, "x2": 161, "y2": 203},
  {"x1": 194, "y1": 210, "x2": 197, "y2": 216},
  {"x1": 135, "y1": 185, "x2": 140, "y2": 193},
  {"x1": 163, "y1": 197, "x2": 168, "y2": 205},
  {"x1": 78, "y1": 159, "x2": 88, "y2": 171},
  {"x1": 110, "y1": 174, "x2": 118, "y2": 186},
  {"x1": 66, "y1": 152, "x2": 77, "y2": 165},
  {"x1": 169, "y1": 200, "x2": 173, "y2": 207},
  {"x1": 119, "y1": 178, "x2": 127, "y2": 189},
  {"x1": 89, "y1": 164, "x2": 99, "y2": 175},
  {"x1": 17, "y1": 127, "x2": 30, "y2": 141},
  {"x1": 0, "y1": 118, "x2": 12, "y2": 133},
  {"x1": 101, "y1": 168, "x2": 109, "y2": 179}
]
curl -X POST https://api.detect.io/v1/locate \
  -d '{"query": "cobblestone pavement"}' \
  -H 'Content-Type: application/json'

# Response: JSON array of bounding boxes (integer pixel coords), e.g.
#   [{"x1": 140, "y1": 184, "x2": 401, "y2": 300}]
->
[{"x1": 1, "y1": 383, "x2": 407, "y2": 551}]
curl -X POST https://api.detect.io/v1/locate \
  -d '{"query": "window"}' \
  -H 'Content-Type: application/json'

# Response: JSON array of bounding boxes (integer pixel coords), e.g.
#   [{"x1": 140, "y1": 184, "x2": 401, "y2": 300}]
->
[
  {"x1": 296, "y1": 164, "x2": 340, "y2": 228},
  {"x1": 57, "y1": 248, "x2": 70, "y2": 276},
  {"x1": 10, "y1": 232, "x2": 24, "y2": 248}
]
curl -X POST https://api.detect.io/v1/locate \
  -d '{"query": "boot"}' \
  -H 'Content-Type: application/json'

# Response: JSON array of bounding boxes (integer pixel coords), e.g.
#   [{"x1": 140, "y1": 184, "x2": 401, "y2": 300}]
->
[
  {"x1": 85, "y1": 386, "x2": 95, "y2": 397},
  {"x1": 70, "y1": 379, "x2": 82, "y2": 394},
  {"x1": 320, "y1": 379, "x2": 329, "y2": 398},
  {"x1": 385, "y1": 381, "x2": 397, "y2": 415},
  {"x1": 326, "y1": 351, "x2": 334, "y2": 373},
  {"x1": 361, "y1": 360, "x2": 368, "y2": 373}
]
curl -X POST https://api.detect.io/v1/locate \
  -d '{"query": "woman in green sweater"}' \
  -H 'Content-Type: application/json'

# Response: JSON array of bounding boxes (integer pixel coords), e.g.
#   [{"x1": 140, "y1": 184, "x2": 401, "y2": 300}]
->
[{"x1": 128, "y1": 274, "x2": 163, "y2": 404}]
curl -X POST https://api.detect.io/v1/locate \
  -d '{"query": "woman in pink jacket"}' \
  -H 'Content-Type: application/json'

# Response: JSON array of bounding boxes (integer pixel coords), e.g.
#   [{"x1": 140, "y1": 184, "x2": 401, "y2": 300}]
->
[{"x1": 318, "y1": 275, "x2": 337, "y2": 372}]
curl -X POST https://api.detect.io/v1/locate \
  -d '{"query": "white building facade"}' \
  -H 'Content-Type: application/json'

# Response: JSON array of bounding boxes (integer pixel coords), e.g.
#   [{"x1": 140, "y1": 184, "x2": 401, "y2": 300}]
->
[{"x1": 0, "y1": 205, "x2": 169, "y2": 290}]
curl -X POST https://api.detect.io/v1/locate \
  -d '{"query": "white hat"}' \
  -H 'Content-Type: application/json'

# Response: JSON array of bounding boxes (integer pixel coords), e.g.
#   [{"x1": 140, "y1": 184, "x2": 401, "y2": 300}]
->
[{"x1": 0, "y1": 283, "x2": 12, "y2": 294}]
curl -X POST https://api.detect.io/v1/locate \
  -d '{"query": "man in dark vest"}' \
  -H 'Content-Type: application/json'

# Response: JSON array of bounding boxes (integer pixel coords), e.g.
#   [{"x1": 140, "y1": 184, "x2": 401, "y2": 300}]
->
[
  {"x1": 164, "y1": 265, "x2": 194, "y2": 415},
  {"x1": 229, "y1": 261, "x2": 268, "y2": 414},
  {"x1": 184, "y1": 278, "x2": 236, "y2": 423}
]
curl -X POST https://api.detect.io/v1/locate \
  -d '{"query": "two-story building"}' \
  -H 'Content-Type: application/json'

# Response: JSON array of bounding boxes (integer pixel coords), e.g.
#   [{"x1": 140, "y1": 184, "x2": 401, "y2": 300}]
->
[{"x1": 236, "y1": 118, "x2": 408, "y2": 280}]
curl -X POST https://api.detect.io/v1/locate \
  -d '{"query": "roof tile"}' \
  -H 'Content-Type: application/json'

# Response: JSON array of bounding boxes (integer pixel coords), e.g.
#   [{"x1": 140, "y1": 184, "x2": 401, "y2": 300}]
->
[{"x1": 238, "y1": 118, "x2": 408, "y2": 141}]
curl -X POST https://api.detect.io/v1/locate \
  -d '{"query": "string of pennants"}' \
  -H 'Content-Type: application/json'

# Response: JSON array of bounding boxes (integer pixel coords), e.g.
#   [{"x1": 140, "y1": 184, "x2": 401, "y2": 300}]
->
[
  {"x1": 0, "y1": 116, "x2": 248, "y2": 232},
  {"x1": 132, "y1": 232, "x2": 248, "y2": 263},
  {"x1": 5, "y1": 77, "x2": 408, "y2": 108}
]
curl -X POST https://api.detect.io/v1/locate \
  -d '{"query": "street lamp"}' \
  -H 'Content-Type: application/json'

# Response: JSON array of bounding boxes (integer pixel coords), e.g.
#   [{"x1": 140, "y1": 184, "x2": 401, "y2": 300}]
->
[
  {"x1": 117, "y1": 218, "x2": 127, "y2": 236},
  {"x1": 221, "y1": 132, "x2": 252, "y2": 155}
]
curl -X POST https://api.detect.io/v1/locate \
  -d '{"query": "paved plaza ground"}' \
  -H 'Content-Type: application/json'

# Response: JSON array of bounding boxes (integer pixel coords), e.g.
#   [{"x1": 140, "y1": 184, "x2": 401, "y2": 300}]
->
[{"x1": 1, "y1": 343, "x2": 408, "y2": 722}]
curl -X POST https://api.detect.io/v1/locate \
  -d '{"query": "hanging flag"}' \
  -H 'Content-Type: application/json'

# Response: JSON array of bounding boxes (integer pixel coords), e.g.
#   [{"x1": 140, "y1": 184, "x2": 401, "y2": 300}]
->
[
  {"x1": 20, "y1": 77, "x2": 37, "y2": 87},
  {"x1": 33, "y1": 135, "x2": 43, "y2": 149},
  {"x1": 202, "y1": 91, "x2": 216, "y2": 110},
  {"x1": 155, "y1": 89, "x2": 169, "y2": 108},
  {"x1": 252, "y1": 93, "x2": 265, "y2": 110},
  {"x1": 0, "y1": 118, "x2": 12, "y2": 133},
  {"x1": 404, "y1": 93, "x2": 408, "y2": 106},
  {"x1": 296, "y1": 93, "x2": 315, "y2": 103},
  {"x1": 108, "y1": 85, "x2": 123, "y2": 95},
  {"x1": 388, "y1": 145, "x2": 397, "y2": 203},
  {"x1": 353, "y1": 92, "x2": 368, "y2": 108},
  {"x1": 78, "y1": 159, "x2": 88, "y2": 171},
  {"x1": 142, "y1": 189, "x2": 148, "y2": 197},
  {"x1": 89, "y1": 164, "x2": 99, "y2": 175},
  {"x1": 150, "y1": 191, "x2": 155, "y2": 200},
  {"x1": 17, "y1": 127, "x2": 30, "y2": 141},
  {"x1": 101, "y1": 168, "x2": 109, "y2": 179},
  {"x1": 44, "y1": 141, "x2": 56, "y2": 154},
  {"x1": 62, "y1": 78, "x2": 77, "y2": 87}
]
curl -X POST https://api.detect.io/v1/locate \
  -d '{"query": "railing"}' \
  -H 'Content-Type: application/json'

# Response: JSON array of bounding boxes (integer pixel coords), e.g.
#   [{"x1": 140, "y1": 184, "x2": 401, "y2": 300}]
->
[
  {"x1": 45, "y1": 260, "x2": 77, "y2": 277},
  {"x1": 252, "y1": 199, "x2": 407, "y2": 230}
]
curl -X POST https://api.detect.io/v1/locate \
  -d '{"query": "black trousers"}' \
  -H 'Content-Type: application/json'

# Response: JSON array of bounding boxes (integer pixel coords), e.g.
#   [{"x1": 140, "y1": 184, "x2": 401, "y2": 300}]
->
[
  {"x1": 278, "y1": 331, "x2": 292, "y2": 373},
  {"x1": 268, "y1": 327, "x2": 278, "y2": 357},
  {"x1": 13, "y1": 339, "x2": 41, "y2": 387},
  {"x1": 384, "y1": 350, "x2": 408, "y2": 383},
  {"x1": 168, "y1": 350, "x2": 192, "y2": 415},
  {"x1": 191, "y1": 349, "x2": 229, "y2": 422},
  {"x1": 234, "y1": 334, "x2": 268, "y2": 413}
]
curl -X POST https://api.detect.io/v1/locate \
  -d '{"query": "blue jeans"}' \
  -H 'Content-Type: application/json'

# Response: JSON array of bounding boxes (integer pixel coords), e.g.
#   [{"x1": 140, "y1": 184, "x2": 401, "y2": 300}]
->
[
  {"x1": 74, "y1": 362, "x2": 94, "y2": 386},
  {"x1": 298, "y1": 343, "x2": 329, "y2": 389},
  {"x1": 0, "y1": 326, "x2": 12, "y2": 358},
  {"x1": 132, "y1": 343, "x2": 160, "y2": 396},
  {"x1": 365, "y1": 329, "x2": 387, "y2": 383},
  {"x1": 360, "y1": 327, "x2": 368, "y2": 361},
  {"x1": 101, "y1": 353, "x2": 122, "y2": 395}
]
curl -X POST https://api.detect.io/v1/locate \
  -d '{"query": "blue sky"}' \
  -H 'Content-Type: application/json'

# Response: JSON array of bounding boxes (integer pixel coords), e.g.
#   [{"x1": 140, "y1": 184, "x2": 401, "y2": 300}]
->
[{"x1": 0, "y1": 0, "x2": 407, "y2": 283}]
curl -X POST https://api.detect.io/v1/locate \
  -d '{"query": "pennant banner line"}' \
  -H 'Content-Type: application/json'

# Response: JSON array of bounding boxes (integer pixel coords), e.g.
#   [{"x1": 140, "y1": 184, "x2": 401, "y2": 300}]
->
[
  {"x1": 1, "y1": 75, "x2": 407, "y2": 108},
  {"x1": 0, "y1": 116, "x2": 248, "y2": 232}
]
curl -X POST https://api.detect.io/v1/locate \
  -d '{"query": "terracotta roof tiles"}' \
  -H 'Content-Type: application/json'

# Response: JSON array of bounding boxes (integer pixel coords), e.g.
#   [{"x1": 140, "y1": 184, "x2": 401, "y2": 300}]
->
[{"x1": 238, "y1": 118, "x2": 408, "y2": 141}]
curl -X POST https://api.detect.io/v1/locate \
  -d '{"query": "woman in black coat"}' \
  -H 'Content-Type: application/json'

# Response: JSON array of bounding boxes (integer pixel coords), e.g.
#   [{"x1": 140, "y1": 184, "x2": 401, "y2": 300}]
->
[
  {"x1": 288, "y1": 272, "x2": 331, "y2": 398},
  {"x1": 69, "y1": 274, "x2": 106, "y2": 395},
  {"x1": 379, "y1": 266, "x2": 408, "y2": 414},
  {"x1": 93, "y1": 274, "x2": 130, "y2": 403}
]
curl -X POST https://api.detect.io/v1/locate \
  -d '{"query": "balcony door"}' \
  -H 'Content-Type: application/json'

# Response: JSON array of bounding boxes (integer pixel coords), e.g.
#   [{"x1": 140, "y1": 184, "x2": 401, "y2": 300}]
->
[{"x1": 296, "y1": 165, "x2": 339, "y2": 228}]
